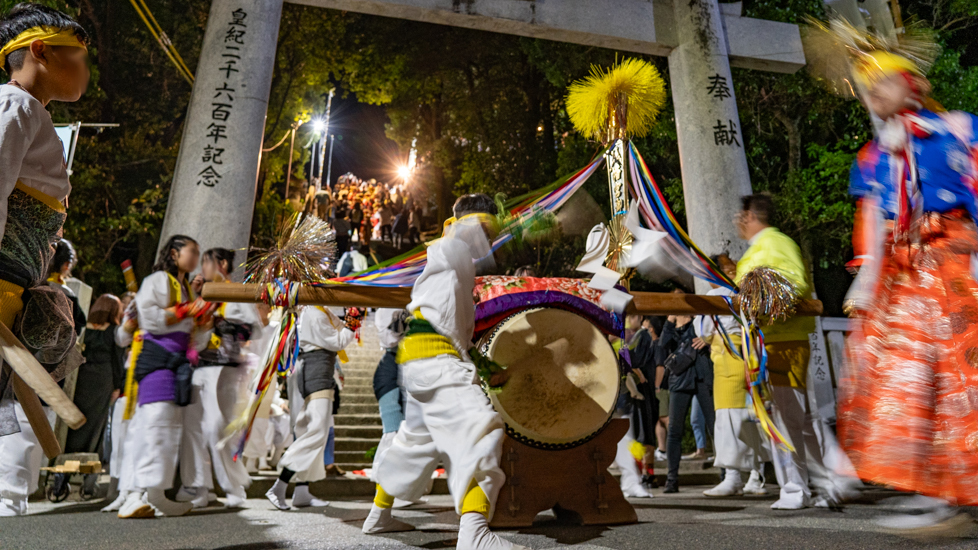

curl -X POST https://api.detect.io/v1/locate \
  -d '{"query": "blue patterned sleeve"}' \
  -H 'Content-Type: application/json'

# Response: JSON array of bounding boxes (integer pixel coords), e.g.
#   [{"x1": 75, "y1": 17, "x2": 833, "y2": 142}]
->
[{"x1": 849, "y1": 157, "x2": 869, "y2": 198}]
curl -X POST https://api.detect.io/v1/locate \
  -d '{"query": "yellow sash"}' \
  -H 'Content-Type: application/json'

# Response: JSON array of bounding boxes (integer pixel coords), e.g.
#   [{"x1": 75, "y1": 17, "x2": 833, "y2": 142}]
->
[
  {"x1": 15, "y1": 181, "x2": 65, "y2": 213},
  {"x1": 395, "y1": 311, "x2": 460, "y2": 364}
]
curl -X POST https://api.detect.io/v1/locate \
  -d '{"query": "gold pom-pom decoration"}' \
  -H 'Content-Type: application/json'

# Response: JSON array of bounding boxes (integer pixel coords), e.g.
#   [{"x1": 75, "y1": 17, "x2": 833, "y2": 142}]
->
[
  {"x1": 567, "y1": 58, "x2": 666, "y2": 143},
  {"x1": 737, "y1": 267, "x2": 801, "y2": 325}
]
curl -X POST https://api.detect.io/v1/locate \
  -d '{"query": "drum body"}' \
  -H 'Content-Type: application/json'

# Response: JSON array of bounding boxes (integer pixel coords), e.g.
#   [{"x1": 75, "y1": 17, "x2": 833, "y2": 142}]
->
[{"x1": 478, "y1": 307, "x2": 620, "y2": 449}]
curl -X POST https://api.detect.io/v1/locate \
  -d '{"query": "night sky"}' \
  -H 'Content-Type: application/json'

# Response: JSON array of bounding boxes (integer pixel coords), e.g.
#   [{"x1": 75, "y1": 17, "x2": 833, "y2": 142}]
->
[{"x1": 304, "y1": 90, "x2": 404, "y2": 187}]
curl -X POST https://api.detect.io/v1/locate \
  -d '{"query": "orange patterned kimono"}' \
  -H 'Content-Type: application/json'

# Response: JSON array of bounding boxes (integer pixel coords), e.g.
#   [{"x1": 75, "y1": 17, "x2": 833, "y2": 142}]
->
[{"x1": 839, "y1": 212, "x2": 978, "y2": 504}]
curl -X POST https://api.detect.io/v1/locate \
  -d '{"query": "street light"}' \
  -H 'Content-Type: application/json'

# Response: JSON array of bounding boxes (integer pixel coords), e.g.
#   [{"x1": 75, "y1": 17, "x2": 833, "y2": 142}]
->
[
  {"x1": 316, "y1": 88, "x2": 336, "y2": 190},
  {"x1": 285, "y1": 118, "x2": 306, "y2": 200},
  {"x1": 397, "y1": 165, "x2": 412, "y2": 182}
]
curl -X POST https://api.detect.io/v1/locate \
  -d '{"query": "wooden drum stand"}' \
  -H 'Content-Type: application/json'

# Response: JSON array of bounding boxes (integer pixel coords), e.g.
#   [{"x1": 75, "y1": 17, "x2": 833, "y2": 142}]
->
[{"x1": 490, "y1": 419, "x2": 636, "y2": 528}]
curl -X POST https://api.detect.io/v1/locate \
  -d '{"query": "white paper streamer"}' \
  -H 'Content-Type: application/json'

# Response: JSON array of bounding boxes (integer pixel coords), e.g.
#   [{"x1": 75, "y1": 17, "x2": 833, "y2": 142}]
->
[{"x1": 576, "y1": 222, "x2": 634, "y2": 313}]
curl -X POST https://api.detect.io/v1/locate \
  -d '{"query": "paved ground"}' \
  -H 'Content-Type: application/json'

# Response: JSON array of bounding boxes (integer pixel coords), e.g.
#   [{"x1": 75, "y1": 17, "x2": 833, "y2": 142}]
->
[{"x1": 4, "y1": 487, "x2": 977, "y2": 549}]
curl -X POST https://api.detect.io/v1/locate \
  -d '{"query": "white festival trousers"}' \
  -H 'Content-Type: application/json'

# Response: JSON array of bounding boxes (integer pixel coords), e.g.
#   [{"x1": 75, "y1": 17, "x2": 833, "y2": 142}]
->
[
  {"x1": 0, "y1": 401, "x2": 55, "y2": 504},
  {"x1": 180, "y1": 366, "x2": 251, "y2": 493},
  {"x1": 134, "y1": 401, "x2": 182, "y2": 491},
  {"x1": 614, "y1": 415, "x2": 645, "y2": 495},
  {"x1": 108, "y1": 396, "x2": 129, "y2": 480},
  {"x1": 375, "y1": 355, "x2": 505, "y2": 519},
  {"x1": 768, "y1": 386, "x2": 858, "y2": 506},
  {"x1": 117, "y1": 400, "x2": 140, "y2": 492},
  {"x1": 278, "y1": 397, "x2": 332, "y2": 483},
  {"x1": 712, "y1": 408, "x2": 771, "y2": 473}
]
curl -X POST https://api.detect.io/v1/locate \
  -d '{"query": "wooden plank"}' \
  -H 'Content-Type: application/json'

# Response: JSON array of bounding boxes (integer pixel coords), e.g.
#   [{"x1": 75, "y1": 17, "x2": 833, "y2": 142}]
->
[
  {"x1": 202, "y1": 282, "x2": 413, "y2": 309},
  {"x1": 0, "y1": 322, "x2": 86, "y2": 430},
  {"x1": 202, "y1": 282, "x2": 822, "y2": 316}
]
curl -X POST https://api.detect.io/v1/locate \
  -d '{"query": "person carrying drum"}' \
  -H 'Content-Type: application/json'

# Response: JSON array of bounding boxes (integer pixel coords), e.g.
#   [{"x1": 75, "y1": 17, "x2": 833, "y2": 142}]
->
[{"x1": 363, "y1": 194, "x2": 527, "y2": 550}]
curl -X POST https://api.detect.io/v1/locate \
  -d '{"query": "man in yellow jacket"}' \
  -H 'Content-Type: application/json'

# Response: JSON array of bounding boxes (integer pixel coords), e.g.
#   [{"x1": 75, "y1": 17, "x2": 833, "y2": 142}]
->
[{"x1": 734, "y1": 194, "x2": 820, "y2": 510}]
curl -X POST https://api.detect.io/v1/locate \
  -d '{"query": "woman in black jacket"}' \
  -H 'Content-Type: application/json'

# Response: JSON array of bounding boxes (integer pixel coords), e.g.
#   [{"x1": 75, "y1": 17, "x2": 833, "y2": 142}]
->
[
  {"x1": 63, "y1": 294, "x2": 125, "y2": 498},
  {"x1": 66, "y1": 294, "x2": 125, "y2": 455},
  {"x1": 658, "y1": 307, "x2": 716, "y2": 494}
]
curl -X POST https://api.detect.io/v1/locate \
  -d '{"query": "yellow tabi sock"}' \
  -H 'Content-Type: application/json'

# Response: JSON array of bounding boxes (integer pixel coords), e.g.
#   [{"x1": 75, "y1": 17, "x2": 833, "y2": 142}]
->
[
  {"x1": 374, "y1": 484, "x2": 395, "y2": 509},
  {"x1": 460, "y1": 479, "x2": 490, "y2": 517}
]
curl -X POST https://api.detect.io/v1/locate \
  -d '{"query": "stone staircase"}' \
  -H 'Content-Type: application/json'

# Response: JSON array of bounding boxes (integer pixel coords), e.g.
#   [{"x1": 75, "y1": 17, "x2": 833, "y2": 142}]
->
[{"x1": 334, "y1": 311, "x2": 386, "y2": 471}]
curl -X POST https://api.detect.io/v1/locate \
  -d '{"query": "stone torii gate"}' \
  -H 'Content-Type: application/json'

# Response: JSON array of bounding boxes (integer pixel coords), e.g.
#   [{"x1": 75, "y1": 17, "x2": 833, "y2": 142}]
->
[{"x1": 159, "y1": 0, "x2": 805, "y2": 283}]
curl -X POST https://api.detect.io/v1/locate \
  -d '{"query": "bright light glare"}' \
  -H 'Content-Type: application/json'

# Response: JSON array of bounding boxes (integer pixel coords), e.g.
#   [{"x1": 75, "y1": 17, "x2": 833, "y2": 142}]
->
[
  {"x1": 397, "y1": 165, "x2": 412, "y2": 181},
  {"x1": 312, "y1": 119, "x2": 326, "y2": 133}
]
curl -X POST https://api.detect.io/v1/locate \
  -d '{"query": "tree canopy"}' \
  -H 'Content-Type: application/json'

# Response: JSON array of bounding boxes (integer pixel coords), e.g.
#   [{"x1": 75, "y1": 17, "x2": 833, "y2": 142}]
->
[{"x1": 5, "y1": 0, "x2": 977, "y2": 314}]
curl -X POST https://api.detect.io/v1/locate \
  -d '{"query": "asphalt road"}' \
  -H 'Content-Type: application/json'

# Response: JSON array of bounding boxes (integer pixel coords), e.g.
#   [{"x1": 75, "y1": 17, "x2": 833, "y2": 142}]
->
[{"x1": 3, "y1": 487, "x2": 976, "y2": 550}]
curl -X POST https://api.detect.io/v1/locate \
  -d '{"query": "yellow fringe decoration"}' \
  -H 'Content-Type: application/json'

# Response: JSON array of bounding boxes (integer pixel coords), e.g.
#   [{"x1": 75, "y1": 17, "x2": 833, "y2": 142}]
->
[
  {"x1": 567, "y1": 58, "x2": 666, "y2": 141},
  {"x1": 628, "y1": 440, "x2": 646, "y2": 462},
  {"x1": 122, "y1": 331, "x2": 143, "y2": 420}
]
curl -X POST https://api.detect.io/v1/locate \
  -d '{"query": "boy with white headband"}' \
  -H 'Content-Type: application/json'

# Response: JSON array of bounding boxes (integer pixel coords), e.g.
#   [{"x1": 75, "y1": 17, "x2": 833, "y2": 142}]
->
[{"x1": 0, "y1": 2, "x2": 89, "y2": 517}]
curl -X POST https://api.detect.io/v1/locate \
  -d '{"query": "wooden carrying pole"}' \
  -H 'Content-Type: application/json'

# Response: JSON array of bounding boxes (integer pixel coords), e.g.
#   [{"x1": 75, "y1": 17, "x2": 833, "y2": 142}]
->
[
  {"x1": 0, "y1": 322, "x2": 86, "y2": 459},
  {"x1": 202, "y1": 282, "x2": 823, "y2": 316}
]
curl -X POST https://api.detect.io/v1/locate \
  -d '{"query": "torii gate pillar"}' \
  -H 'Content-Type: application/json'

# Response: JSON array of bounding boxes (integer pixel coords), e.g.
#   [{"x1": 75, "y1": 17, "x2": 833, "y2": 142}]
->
[
  {"x1": 158, "y1": 0, "x2": 284, "y2": 269},
  {"x1": 668, "y1": 0, "x2": 753, "y2": 291}
]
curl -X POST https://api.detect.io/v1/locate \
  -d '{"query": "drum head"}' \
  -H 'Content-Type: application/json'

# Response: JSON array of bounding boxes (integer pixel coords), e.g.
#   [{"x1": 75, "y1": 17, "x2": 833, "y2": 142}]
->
[{"x1": 481, "y1": 308, "x2": 620, "y2": 448}]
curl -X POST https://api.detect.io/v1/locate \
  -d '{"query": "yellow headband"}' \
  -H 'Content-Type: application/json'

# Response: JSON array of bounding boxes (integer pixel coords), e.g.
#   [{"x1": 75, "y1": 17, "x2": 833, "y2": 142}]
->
[
  {"x1": 443, "y1": 212, "x2": 501, "y2": 239},
  {"x1": 852, "y1": 51, "x2": 921, "y2": 89},
  {"x1": 0, "y1": 26, "x2": 86, "y2": 71}
]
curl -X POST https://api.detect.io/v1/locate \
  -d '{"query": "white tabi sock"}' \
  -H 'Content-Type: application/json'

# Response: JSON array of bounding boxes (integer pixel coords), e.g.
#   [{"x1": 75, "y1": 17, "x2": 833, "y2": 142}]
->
[
  {"x1": 393, "y1": 497, "x2": 427, "y2": 508},
  {"x1": 101, "y1": 490, "x2": 129, "y2": 513},
  {"x1": 265, "y1": 479, "x2": 290, "y2": 510},
  {"x1": 225, "y1": 488, "x2": 247, "y2": 508},
  {"x1": 457, "y1": 512, "x2": 527, "y2": 550},
  {"x1": 362, "y1": 503, "x2": 415, "y2": 534},
  {"x1": 291, "y1": 484, "x2": 330, "y2": 507},
  {"x1": 190, "y1": 488, "x2": 210, "y2": 509},
  {"x1": 145, "y1": 488, "x2": 192, "y2": 517},
  {"x1": 0, "y1": 496, "x2": 26, "y2": 517},
  {"x1": 175, "y1": 485, "x2": 197, "y2": 502},
  {"x1": 703, "y1": 470, "x2": 744, "y2": 497}
]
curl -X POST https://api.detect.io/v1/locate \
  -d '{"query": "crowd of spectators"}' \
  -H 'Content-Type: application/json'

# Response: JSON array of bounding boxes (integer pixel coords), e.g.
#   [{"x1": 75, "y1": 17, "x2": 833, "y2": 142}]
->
[{"x1": 303, "y1": 174, "x2": 427, "y2": 254}]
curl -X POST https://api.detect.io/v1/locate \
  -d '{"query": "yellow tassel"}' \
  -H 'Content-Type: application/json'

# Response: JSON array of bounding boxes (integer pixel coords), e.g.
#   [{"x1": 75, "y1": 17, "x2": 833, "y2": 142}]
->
[{"x1": 567, "y1": 58, "x2": 667, "y2": 141}]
